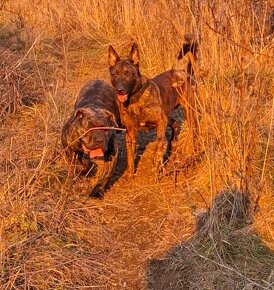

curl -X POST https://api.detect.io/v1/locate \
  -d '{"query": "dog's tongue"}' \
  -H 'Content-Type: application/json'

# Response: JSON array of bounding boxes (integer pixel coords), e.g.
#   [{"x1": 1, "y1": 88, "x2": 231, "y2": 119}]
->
[
  {"x1": 82, "y1": 144, "x2": 104, "y2": 158},
  {"x1": 117, "y1": 93, "x2": 128, "y2": 103},
  {"x1": 89, "y1": 148, "x2": 104, "y2": 158}
]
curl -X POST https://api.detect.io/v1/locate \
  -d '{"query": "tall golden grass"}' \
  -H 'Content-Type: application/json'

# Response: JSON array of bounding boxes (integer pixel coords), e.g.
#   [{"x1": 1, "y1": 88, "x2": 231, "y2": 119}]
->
[{"x1": 0, "y1": 0, "x2": 273, "y2": 289}]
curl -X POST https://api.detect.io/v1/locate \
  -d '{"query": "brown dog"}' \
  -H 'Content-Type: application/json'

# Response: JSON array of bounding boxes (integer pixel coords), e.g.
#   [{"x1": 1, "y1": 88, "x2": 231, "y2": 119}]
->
[
  {"x1": 61, "y1": 80, "x2": 120, "y2": 198},
  {"x1": 108, "y1": 36, "x2": 198, "y2": 176}
]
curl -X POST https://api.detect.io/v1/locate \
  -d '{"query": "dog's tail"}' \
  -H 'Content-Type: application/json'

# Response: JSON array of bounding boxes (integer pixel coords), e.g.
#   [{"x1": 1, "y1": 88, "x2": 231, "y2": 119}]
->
[
  {"x1": 177, "y1": 34, "x2": 199, "y2": 77},
  {"x1": 177, "y1": 34, "x2": 198, "y2": 60}
]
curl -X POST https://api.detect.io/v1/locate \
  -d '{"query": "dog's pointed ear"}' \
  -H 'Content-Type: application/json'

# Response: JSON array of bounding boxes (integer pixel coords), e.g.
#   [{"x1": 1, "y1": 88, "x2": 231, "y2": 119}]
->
[
  {"x1": 129, "y1": 43, "x2": 139, "y2": 65},
  {"x1": 108, "y1": 45, "x2": 120, "y2": 67}
]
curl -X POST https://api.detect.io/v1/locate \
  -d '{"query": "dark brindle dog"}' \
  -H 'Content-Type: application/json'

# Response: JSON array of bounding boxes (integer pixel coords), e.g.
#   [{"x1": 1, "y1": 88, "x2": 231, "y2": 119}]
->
[
  {"x1": 61, "y1": 80, "x2": 120, "y2": 198},
  {"x1": 108, "y1": 36, "x2": 198, "y2": 176}
]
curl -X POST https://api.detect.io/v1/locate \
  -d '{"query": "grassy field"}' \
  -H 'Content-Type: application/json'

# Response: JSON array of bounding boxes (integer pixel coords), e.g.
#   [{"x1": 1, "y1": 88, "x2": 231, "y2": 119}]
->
[{"x1": 0, "y1": 0, "x2": 274, "y2": 289}]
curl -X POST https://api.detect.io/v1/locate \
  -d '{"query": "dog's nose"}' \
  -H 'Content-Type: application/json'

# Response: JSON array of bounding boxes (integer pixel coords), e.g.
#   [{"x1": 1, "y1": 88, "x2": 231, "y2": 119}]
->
[
  {"x1": 117, "y1": 89, "x2": 126, "y2": 95},
  {"x1": 95, "y1": 136, "x2": 104, "y2": 147}
]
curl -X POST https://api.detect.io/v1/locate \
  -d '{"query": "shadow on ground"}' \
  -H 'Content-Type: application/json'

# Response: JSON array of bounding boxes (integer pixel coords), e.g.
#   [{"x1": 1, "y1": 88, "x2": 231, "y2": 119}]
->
[{"x1": 146, "y1": 190, "x2": 274, "y2": 290}]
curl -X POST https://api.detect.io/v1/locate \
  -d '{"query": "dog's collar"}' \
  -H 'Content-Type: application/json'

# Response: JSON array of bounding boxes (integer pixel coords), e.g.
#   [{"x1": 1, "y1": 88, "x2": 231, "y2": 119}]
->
[{"x1": 129, "y1": 81, "x2": 151, "y2": 105}]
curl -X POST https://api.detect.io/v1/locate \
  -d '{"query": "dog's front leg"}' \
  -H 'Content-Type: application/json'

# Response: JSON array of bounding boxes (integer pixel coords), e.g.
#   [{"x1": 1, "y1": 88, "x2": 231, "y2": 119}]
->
[
  {"x1": 125, "y1": 129, "x2": 137, "y2": 177},
  {"x1": 90, "y1": 141, "x2": 118, "y2": 198}
]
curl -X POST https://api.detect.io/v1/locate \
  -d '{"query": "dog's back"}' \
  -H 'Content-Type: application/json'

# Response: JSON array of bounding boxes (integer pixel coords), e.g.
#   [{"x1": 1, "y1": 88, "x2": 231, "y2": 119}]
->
[
  {"x1": 75, "y1": 80, "x2": 120, "y2": 123},
  {"x1": 151, "y1": 70, "x2": 179, "y2": 117}
]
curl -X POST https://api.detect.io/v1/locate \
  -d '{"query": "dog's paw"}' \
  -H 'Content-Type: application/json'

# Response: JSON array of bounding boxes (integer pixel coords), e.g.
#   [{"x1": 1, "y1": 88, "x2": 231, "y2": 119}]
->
[
  {"x1": 90, "y1": 185, "x2": 105, "y2": 199},
  {"x1": 152, "y1": 164, "x2": 166, "y2": 183},
  {"x1": 159, "y1": 165, "x2": 167, "y2": 178}
]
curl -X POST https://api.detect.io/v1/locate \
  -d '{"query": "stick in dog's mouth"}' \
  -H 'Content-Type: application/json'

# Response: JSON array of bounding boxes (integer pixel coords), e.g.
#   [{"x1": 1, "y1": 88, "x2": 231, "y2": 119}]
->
[{"x1": 84, "y1": 127, "x2": 126, "y2": 133}]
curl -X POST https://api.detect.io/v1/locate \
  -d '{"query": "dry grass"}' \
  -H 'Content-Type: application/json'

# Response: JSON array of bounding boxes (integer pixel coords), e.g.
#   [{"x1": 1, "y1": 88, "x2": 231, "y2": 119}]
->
[
  {"x1": 0, "y1": 46, "x2": 43, "y2": 122},
  {"x1": 0, "y1": 0, "x2": 273, "y2": 289}
]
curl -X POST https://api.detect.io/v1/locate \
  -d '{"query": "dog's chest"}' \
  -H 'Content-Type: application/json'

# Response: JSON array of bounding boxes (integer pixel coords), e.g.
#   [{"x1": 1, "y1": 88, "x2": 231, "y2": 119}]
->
[{"x1": 119, "y1": 103, "x2": 158, "y2": 130}]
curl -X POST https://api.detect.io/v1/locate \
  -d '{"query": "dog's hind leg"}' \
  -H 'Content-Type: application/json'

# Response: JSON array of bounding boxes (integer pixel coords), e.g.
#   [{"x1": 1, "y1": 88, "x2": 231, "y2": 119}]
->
[
  {"x1": 154, "y1": 114, "x2": 168, "y2": 174},
  {"x1": 167, "y1": 117, "x2": 179, "y2": 151}
]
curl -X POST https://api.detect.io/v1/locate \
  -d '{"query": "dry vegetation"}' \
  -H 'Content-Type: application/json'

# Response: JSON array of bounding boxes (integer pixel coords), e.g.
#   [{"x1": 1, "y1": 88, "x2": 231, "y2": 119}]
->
[{"x1": 0, "y1": 0, "x2": 274, "y2": 289}]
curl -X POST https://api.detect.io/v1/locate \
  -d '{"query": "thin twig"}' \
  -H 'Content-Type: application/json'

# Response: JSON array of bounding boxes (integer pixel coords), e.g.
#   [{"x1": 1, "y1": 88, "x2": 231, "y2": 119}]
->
[
  {"x1": 6, "y1": 33, "x2": 43, "y2": 77},
  {"x1": 65, "y1": 126, "x2": 126, "y2": 149}
]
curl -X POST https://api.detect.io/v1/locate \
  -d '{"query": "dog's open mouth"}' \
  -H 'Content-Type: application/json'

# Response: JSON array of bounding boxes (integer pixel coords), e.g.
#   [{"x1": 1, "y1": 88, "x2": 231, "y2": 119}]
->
[
  {"x1": 117, "y1": 93, "x2": 128, "y2": 103},
  {"x1": 82, "y1": 144, "x2": 104, "y2": 159}
]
